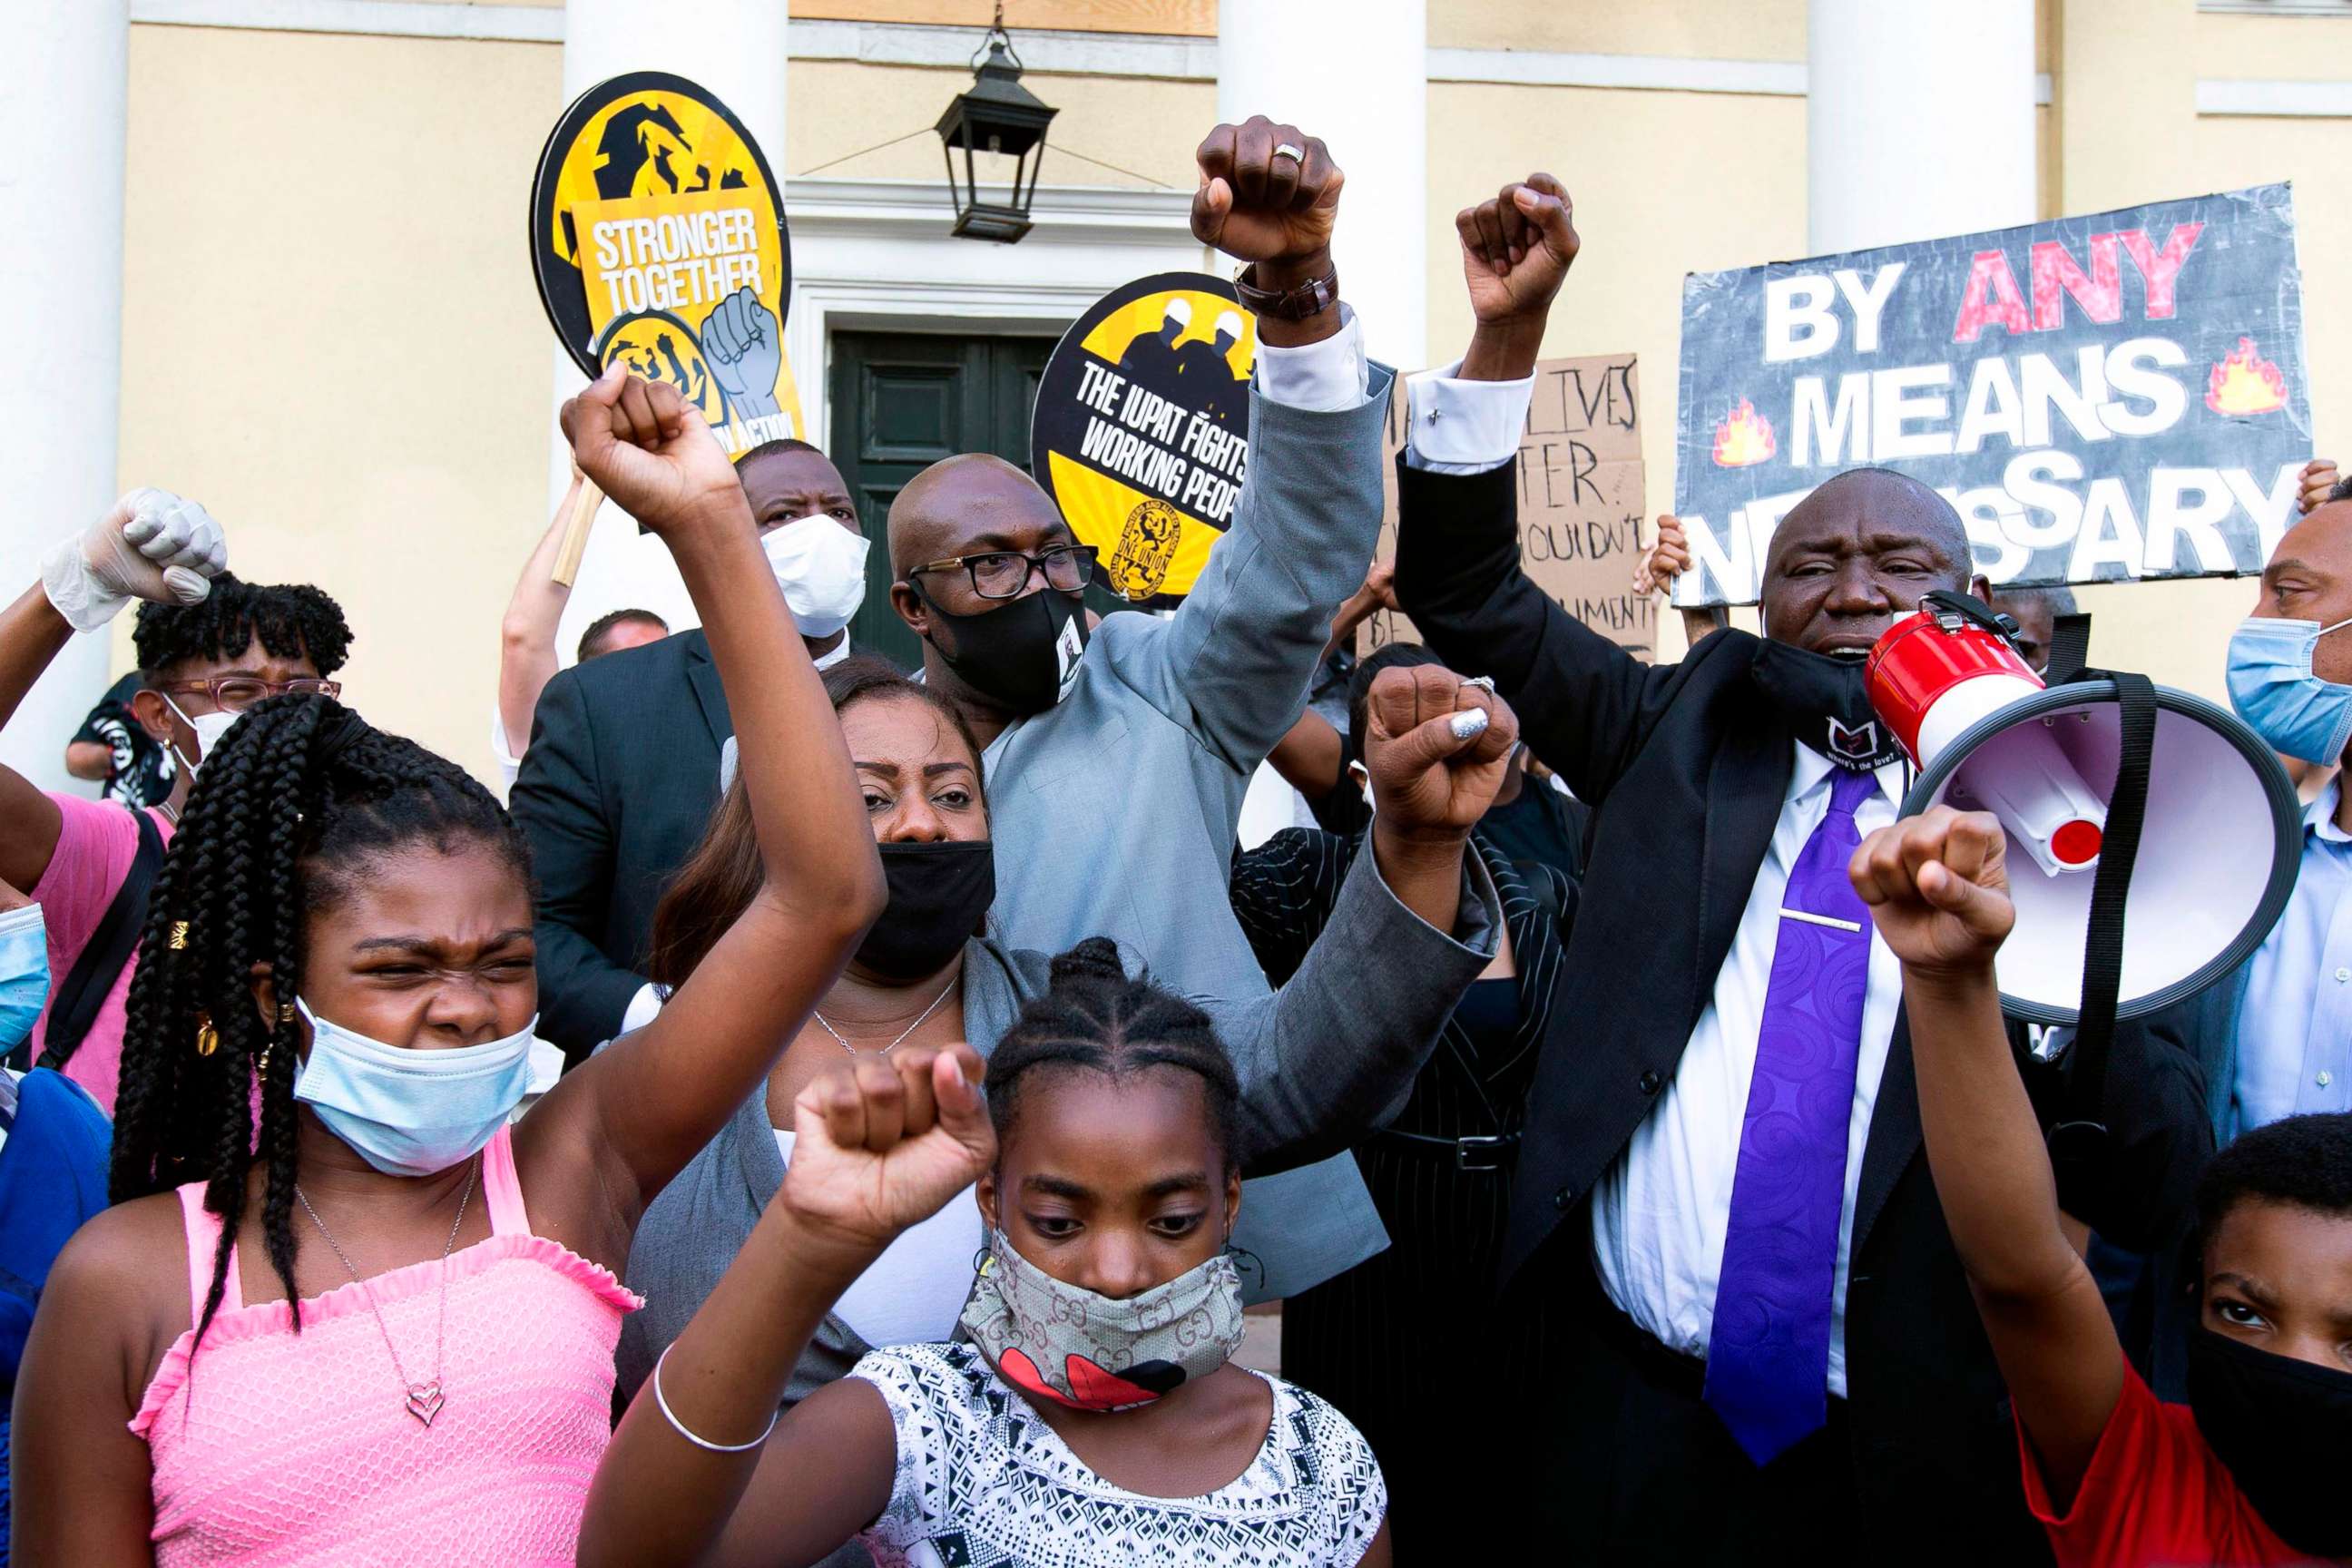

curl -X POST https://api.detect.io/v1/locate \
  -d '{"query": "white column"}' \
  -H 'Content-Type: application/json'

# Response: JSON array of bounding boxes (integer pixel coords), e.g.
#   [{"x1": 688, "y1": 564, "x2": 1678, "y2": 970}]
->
[
  {"x1": 0, "y1": 3, "x2": 126, "y2": 795},
  {"x1": 549, "y1": 0, "x2": 790, "y2": 653},
  {"x1": 1808, "y1": 0, "x2": 2035, "y2": 254},
  {"x1": 1216, "y1": 0, "x2": 1427, "y2": 371}
]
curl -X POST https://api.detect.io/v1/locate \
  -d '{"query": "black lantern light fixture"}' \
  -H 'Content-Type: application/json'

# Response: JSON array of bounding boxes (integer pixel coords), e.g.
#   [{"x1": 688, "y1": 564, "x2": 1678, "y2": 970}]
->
[{"x1": 936, "y1": 4, "x2": 1059, "y2": 242}]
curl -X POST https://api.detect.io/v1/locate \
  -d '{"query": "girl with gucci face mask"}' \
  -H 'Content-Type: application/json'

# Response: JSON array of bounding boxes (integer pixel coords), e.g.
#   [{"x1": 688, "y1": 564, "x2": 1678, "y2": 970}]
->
[
  {"x1": 580, "y1": 949, "x2": 1393, "y2": 1568},
  {"x1": 1856, "y1": 806, "x2": 2352, "y2": 1568},
  {"x1": 614, "y1": 655, "x2": 1520, "y2": 1485},
  {"x1": 14, "y1": 369, "x2": 888, "y2": 1566}
]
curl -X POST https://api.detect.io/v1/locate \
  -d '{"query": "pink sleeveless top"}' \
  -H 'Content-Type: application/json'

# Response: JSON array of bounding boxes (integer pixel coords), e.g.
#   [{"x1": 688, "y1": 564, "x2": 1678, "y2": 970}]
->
[{"x1": 131, "y1": 1125, "x2": 642, "y2": 1566}]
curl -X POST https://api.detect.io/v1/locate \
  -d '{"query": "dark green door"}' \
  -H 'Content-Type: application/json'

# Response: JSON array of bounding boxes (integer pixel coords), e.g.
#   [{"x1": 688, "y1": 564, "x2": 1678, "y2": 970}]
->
[{"x1": 832, "y1": 330, "x2": 1061, "y2": 673}]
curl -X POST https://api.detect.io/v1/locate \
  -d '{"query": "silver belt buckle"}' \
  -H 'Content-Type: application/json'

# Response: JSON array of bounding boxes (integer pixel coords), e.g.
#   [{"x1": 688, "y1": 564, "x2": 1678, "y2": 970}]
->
[{"x1": 1455, "y1": 1135, "x2": 1510, "y2": 1172}]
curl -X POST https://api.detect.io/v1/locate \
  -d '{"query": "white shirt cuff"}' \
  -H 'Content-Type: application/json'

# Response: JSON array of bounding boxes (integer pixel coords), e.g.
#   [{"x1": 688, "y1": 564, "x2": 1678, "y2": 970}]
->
[
  {"x1": 1250, "y1": 305, "x2": 1368, "y2": 413},
  {"x1": 488, "y1": 701, "x2": 523, "y2": 791},
  {"x1": 620, "y1": 981, "x2": 664, "y2": 1036},
  {"x1": 1402, "y1": 358, "x2": 1534, "y2": 474}
]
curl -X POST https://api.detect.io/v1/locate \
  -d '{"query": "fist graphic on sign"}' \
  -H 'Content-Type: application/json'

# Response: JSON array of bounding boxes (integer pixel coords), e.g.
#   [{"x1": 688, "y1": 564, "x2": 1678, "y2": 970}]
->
[{"x1": 701, "y1": 285, "x2": 784, "y2": 422}]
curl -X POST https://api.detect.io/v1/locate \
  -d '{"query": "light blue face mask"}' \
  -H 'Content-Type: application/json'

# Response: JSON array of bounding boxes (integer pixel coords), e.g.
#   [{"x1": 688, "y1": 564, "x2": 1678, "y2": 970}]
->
[
  {"x1": 290, "y1": 997, "x2": 536, "y2": 1177},
  {"x1": 2226, "y1": 614, "x2": 2352, "y2": 765},
  {"x1": 0, "y1": 905, "x2": 49, "y2": 1053}
]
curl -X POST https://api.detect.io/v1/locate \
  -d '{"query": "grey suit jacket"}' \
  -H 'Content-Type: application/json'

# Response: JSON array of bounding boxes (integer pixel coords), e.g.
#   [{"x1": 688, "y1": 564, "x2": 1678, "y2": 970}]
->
[
  {"x1": 978, "y1": 370, "x2": 1401, "y2": 1290},
  {"x1": 616, "y1": 843, "x2": 1501, "y2": 1407}
]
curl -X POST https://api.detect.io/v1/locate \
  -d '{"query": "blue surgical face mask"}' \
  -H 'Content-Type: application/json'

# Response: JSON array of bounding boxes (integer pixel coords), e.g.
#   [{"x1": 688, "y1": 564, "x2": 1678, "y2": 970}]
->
[
  {"x1": 290, "y1": 997, "x2": 535, "y2": 1177},
  {"x1": 2226, "y1": 613, "x2": 2352, "y2": 764},
  {"x1": 0, "y1": 905, "x2": 49, "y2": 1052}
]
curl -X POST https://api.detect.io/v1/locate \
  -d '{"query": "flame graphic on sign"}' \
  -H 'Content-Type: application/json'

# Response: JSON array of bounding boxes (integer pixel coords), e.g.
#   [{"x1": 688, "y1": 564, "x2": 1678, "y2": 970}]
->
[
  {"x1": 2205, "y1": 337, "x2": 2289, "y2": 416},
  {"x1": 1711, "y1": 398, "x2": 1777, "y2": 467}
]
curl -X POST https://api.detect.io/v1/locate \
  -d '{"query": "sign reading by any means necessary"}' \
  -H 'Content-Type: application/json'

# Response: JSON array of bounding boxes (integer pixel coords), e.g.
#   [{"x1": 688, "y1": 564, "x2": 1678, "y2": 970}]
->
[
  {"x1": 531, "y1": 72, "x2": 807, "y2": 455},
  {"x1": 1032, "y1": 273, "x2": 1258, "y2": 608},
  {"x1": 1673, "y1": 182, "x2": 2309, "y2": 607}
]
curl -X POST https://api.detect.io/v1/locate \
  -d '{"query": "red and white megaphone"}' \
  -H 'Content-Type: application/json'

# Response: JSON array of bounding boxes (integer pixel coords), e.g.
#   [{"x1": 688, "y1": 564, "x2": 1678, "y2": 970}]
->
[{"x1": 1865, "y1": 592, "x2": 2301, "y2": 1024}]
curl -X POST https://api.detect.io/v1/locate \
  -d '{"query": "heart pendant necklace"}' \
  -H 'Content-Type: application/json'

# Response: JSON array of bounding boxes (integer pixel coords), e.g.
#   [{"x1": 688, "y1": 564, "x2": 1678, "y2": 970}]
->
[{"x1": 296, "y1": 1153, "x2": 476, "y2": 1428}]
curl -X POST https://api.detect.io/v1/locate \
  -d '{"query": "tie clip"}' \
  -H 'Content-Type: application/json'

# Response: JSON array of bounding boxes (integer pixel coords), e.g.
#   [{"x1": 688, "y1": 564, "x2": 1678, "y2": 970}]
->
[{"x1": 1780, "y1": 908, "x2": 1863, "y2": 933}]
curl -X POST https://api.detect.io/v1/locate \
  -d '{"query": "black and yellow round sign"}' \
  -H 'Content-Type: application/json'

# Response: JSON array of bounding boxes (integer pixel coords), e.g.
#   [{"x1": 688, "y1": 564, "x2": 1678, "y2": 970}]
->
[
  {"x1": 1031, "y1": 272, "x2": 1256, "y2": 609},
  {"x1": 530, "y1": 72, "x2": 804, "y2": 449}
]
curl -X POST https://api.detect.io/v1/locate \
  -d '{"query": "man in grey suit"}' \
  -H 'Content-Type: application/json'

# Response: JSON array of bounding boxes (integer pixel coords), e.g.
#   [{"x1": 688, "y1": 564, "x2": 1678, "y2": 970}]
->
[{"x1": 880, "y1": 116, "x2": 1411, "y2": 1296}]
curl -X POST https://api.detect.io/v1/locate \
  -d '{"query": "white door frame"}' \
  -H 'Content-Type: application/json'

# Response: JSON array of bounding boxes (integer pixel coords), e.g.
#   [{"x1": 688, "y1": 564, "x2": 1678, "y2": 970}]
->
[{"x1": 782, "y1": 177, "x2": 1210, "y2": 451}]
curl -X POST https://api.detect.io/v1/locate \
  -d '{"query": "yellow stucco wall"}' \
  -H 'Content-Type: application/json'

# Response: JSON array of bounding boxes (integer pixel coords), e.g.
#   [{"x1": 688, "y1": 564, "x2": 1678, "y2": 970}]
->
[{"x1": 103, "y1": 2, "x2": 2352, "y2": 775}]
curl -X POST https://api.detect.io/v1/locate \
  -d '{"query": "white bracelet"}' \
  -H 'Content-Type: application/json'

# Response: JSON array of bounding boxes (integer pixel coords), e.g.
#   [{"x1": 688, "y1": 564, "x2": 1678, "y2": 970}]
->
[{"x1": 651, "y1": 1344, "x2": 779, "y2": 1454}]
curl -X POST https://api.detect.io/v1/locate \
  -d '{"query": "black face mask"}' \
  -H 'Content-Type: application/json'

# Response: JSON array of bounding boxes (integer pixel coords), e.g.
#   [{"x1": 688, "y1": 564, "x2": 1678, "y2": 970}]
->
[
  {"x1": 856, "y1": 840, "x2": 997, "y2": 982},
  {"x1": 1749, "y1": 638, "x2": 1906, "y2": 772},
  {"x1": 916, "y1": 586, "x2": 1088, "y2": 716},
  {"x1": 2186, "y1": 1326, "x2": 2352, "y2": 1558}
]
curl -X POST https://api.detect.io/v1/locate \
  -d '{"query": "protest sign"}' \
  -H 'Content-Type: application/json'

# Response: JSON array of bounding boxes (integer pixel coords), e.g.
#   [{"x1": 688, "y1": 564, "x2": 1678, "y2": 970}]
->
[
  {"x1": 530, "y1": 73, "x2": 807, "y2": 455},
  {"x1": 1672, "y1": 182, "x2": 2309, "y2": 607},
  {"x1": 1031, "y1": 273, "x2": 1256, "y2": 608},
  {"x1": 1361, "y1": 354, "x2": 1653, "y2": 662}
]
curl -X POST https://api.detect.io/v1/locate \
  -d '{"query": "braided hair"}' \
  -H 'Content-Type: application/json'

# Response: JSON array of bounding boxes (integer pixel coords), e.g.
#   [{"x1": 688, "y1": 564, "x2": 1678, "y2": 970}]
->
[
  {"x1": 111, "y1": 694, "x2": 532, "y2": 1349},
  {"x1": 983, "y1": 937, "x2": 1242, "y2": 1173}
]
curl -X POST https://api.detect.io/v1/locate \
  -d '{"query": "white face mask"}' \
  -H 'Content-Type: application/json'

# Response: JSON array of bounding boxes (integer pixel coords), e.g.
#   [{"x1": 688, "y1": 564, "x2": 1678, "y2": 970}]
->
[
  {"x1": 291, "y1": 998, "x2": 537, "y2": 1177},
  {"x1": 761, "y1": 514, "x2": 871, "y2": 639},
  {"x1": 161, "y1": 693, "x2": 241, "y2": 780}
]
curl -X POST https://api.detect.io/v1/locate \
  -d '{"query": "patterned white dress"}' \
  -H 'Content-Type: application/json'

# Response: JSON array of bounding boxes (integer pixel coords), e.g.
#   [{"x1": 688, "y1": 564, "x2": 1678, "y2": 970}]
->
[{"x1": 848, "y1": 1341, "x2": 1387, "y2": 1568}]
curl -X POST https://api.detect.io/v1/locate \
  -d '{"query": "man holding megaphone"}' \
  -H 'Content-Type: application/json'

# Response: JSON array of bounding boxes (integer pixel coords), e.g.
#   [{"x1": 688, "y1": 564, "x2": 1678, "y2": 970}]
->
[{"x1": 1389, "y1": 175, "x2": 2213, "y2": 1565}]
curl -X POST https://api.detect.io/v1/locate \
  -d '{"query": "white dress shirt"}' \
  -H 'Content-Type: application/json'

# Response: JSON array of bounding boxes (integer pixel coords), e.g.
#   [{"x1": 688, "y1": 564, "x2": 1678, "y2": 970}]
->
[
  {"x1": 1401, "y1": 358, "x2": 1536, "y2": 471},
  {"x1": 1250, "y1": 305, "x2": 1370, "y2": 412},
  {"x1": 2233, "y1": 775, "x2": 2352, "y2": 1133},
  {"x1": 1591, "y1": 749, "x2": 1906, "y2": 1396}
]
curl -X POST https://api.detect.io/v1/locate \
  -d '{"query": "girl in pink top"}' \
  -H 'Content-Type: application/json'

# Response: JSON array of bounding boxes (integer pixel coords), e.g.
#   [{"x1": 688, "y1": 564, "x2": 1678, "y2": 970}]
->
[{"x1": 14, "y1": 368, "x2": 887, "y2": 1566}]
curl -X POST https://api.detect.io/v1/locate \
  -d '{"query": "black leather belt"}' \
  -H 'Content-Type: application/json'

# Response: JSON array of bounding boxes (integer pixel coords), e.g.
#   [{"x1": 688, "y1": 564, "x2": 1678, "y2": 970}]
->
[{"x1": 1376, "y1": 1128, "x2": 1519, "y2": 1171}]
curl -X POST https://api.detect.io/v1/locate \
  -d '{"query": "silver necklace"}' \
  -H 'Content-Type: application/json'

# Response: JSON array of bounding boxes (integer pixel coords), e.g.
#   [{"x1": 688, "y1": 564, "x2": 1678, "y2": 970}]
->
[
  {"x1": 294, "y1": 1154, "x2": 477, "y2": 1428},
  {"x1": 811, "y1": 974, "x2": 959, "y2": 1056}
]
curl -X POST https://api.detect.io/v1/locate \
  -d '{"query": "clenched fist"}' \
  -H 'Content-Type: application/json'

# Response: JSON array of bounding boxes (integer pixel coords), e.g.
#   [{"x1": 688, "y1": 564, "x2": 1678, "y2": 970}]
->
[
  {"x1": 701, "y1": 286, "x2": 783, "y2": 422},
  {"x1": 1456, "y1": 173, "x2": 1579, "y2": 329},
  {"x1": 41, "y1": 489, "x2": 230, "y2": 633},
  {"x1": 1192, "y1": 116, "x2": 1340, "y2": 281},
  {"x1": 779, "y1": 1045, "x2": 995, "y2": 1257},
  {"x1": 561, "y1": 364, "x2": 744, "y2": 541},
  {"x1": 1850, "y1": 807, "x2": 2016, "y2": 978},
  {"x1": 1361, "y1": 663, "x2": 1522, "y2": 846}
]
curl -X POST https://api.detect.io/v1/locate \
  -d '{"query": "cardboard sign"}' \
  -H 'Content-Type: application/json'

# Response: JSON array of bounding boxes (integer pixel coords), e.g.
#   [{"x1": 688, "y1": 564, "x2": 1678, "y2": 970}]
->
[
  {"x1": 1031, "y1": 272, "x2": 1258, "y2": 608},
  {"x1": 530, "y1": 73, "x2": 807, "y2": 454},
  {"x1": 1362, "y1": 354, "x2": 1654, "y2": 662},
  {"x1": 1673, "y1": 182, "x2": 2310, "y2": 606}
]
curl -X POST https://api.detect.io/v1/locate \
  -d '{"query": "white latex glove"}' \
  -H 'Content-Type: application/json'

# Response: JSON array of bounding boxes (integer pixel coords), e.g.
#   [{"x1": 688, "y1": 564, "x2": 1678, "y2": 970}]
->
[{"x1": 40, "y1": 489, "x2": 229, "y2": 632}]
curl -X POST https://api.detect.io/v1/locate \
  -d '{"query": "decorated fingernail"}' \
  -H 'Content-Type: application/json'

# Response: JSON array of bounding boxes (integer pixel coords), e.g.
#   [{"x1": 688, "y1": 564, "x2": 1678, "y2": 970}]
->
[{"x1": 1450, "y1": 710, "x2": 1490, "y2": 741}]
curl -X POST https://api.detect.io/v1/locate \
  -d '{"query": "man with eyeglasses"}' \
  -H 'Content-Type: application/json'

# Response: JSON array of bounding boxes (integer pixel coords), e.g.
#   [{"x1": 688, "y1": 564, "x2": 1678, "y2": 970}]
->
[
  {"x1": 0, "y1": 492, "x2": 350, "y2": 1112},
  {"x1": 873, "y1": 117, "x2": 1485, "y2": 1304}
]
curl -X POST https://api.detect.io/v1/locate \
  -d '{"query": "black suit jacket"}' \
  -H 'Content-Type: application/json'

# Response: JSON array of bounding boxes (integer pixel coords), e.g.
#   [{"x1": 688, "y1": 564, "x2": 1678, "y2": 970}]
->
[
  {"x1": 509, "y1": 629, "x2": 730, "y2": 1061},
  {"x1": 1394, "y1": 456, "x2": 2208, "y2": 1558}
]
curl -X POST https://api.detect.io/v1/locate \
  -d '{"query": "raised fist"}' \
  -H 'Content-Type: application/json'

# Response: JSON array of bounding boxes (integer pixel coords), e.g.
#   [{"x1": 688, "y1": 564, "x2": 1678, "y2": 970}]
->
[
  {"x1": 1361, "y1": 663, "x2": 1521, "y2": 844},
  {"x1": 701, "y1": 286, "x2": 784, "y2": 422},
  {"x1": 1455, "y1": 173, "x2": 1579, "y2": 328},
  {"x1": 1850, "y1": 807, "x2": 2016, "y2": 978},
  {"x1": 560, "y1": 364, "x2": 742, "y2": 539},
  {"x1": 779, "y1": 1045, "x2": 995, "y2": 1254},
  {"x1": 41, "y1": 488, "x2": 230, "y2": 633},
  {"x1": 1192, "y1": 117, "x2": 1341, "y2": 272}
]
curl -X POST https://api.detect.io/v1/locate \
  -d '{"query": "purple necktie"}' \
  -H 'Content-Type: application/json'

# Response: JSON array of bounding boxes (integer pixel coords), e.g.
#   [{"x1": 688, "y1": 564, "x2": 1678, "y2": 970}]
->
[{"x1": 1703, "y1": 765, "x2": 1877, "y2": 1465}]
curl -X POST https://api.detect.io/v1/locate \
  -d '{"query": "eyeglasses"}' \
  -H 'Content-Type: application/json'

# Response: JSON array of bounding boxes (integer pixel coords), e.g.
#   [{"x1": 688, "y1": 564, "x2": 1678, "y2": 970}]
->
[
  {"x1": 905, "y1": 544, "x2": 1098, "y2": 601},
  {"x1": 157, "y1": 677, "x2": 342, "y2": 711}
]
